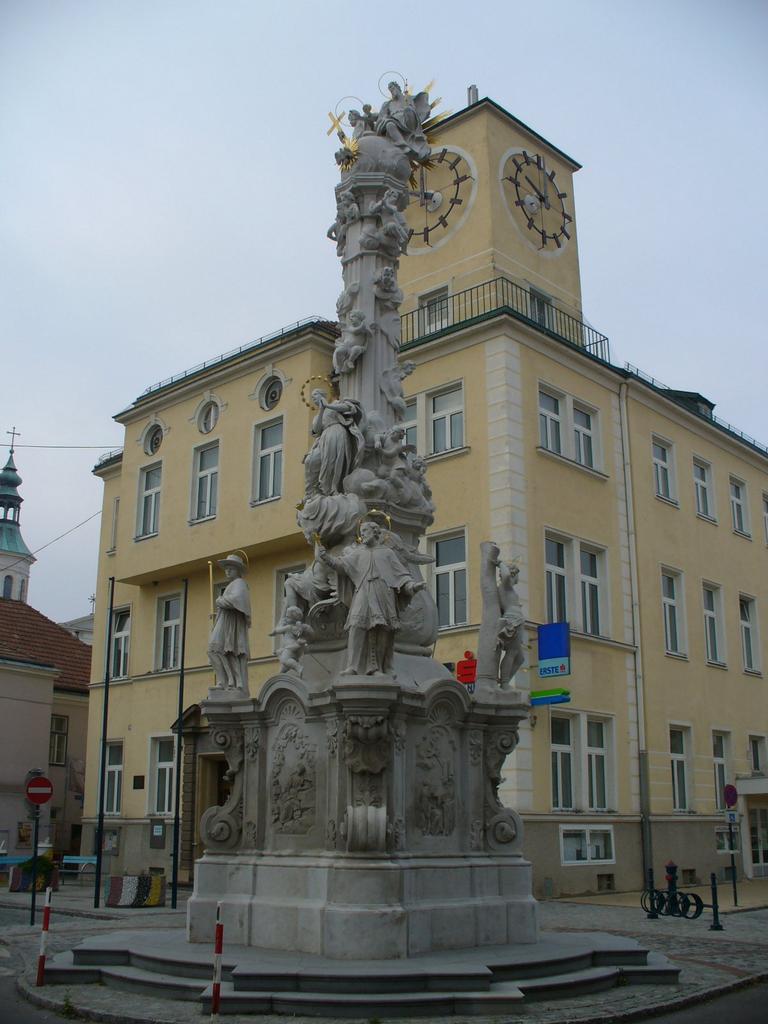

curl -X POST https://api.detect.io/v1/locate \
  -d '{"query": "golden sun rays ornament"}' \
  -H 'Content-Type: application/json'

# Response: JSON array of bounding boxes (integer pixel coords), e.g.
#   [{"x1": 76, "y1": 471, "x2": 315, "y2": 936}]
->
[
  {"x1": 300, "y1": 375, "x2": 336, "y2": 409},
  {"x1": 336, "y1": 133, "x2": 359, "y2": 172}
]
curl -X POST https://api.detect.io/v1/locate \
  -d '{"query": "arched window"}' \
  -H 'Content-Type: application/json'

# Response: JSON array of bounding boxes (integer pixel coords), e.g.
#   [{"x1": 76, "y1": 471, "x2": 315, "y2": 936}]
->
[{"x1": 2, "y1": 575, "x2": 12, "y2": 599}]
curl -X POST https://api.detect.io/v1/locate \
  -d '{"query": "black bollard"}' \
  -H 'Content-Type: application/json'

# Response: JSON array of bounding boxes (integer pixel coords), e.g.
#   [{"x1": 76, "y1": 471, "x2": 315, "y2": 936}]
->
[{"x1": 709, "y1": 872, "x2": 724, "y2": 931}]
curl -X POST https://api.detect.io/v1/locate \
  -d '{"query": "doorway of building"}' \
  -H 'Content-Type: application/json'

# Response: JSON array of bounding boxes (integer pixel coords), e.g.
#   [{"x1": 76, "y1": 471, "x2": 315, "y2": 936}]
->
[{"x1": 749, "y1": 808, "x2": 768, "y2": 878}]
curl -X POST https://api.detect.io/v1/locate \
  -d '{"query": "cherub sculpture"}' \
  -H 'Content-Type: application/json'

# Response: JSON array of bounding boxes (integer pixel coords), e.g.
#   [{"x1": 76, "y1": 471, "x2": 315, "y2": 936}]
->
[
  {"x1": 270, "y1": 606, "x2": 314, "y2": 677},
  {"x1": 380, "y1": 359, "x2": 415, "y2": 417},
  {"x1": 333, "y1": 309, "x2": 375, "y2": 374}
]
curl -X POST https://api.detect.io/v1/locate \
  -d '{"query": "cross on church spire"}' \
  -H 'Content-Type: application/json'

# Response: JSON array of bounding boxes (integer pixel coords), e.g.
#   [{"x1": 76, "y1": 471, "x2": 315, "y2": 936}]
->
[{"x1": 6, "y1": 427, "x2": 20, "y2": 454}]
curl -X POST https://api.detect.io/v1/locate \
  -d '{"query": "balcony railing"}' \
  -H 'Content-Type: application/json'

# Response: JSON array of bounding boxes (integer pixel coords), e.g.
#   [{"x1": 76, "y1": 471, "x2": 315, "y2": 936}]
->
[{"x1": 400, "y1": 277, "x2": 610, "y2": 362}]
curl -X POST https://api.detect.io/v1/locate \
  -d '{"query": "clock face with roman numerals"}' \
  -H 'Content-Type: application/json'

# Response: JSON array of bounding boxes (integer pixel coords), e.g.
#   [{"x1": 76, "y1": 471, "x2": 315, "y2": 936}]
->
[
  {"x1": 501, "y1": 149, "x2": 572, "y2": 252},
  {"x1": 405, "y1": 148, "x2": 476, "y2": 252}
]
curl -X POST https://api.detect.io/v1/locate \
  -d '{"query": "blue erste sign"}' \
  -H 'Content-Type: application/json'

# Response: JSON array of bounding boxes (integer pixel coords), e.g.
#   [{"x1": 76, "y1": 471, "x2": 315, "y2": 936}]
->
[{"x1": 537, "y1": 622, "x2": 571, "y2": 677}]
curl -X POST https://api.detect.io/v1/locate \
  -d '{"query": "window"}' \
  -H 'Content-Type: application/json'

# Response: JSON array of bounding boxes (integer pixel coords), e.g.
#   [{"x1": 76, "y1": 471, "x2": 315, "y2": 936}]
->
[
  {"x1": 652, "y1": 439, "x2": 674, "y2": 500},
  {"x1": 712, "y1": 732, "x2": 729, "y2": 810},
  {"x1": 573, "y1": 406, "x2": 594, "y2": 468},
  {"x1": 158, "y1": 595, "x2": 181, "y2": 670},
  {"x1": 587, "y1": 719, "x2": 607, "y2": 810},
  {"x1": 144, "y1": 425, "x2": 163, "y2": 456},
  {"x1": 530, "y1": 288, "x2": 553, "y2": 329},
  {"x1": 551, "y1": 716, "x2": 573, "y2": 810},
  {"x1": 740, "y1": 596, "x2": 758, "y2": 672},
  {"x1": 545, "y1": 537, "x2": 567, "y2": 623},
  {"x1": 661, "y1": 571, "x2": 684, "y2": 654},
  {"x1": 715, "y1": 827, "x2": 741, "y2": 853},
  {"x1": 138, "y1": 463, "x2": 161, "y2": 537},
  {"x1": 579, "y1": 548, "x2": 601, "y2": 636},
  {"x1": 403, "y1": 398, "x2": 418, "y2": 451},
  {"x1": 259, "y1": 376, "x2": 283, "y2": 411},
  {"x1": 703, "y1": 584, "x2": 724, "y2": 664},
  {"x1": 430, "y1": 386, "x2": 463, "y2": 454},
  {"x1": 254, "y1": 419, "x2": 283, "y2": 502},
  {"x1": 152, "y1": 737, "x2": 175, "y2": 815},
  {"x1": 431, "y1": 533, "x2": 467, "y2": 628},
  {"x1": 49, "y1": 715, "x2": 68, "y2": 765},
  {"x1": 539, "y1": 390, "x2": 562, "y2": 454},
  {"x1": 763, "y1": 493, "x2": 768, "y2": 544},
  {"x1": 749, "y1": 736, "x2": 766, "y2": 774},
  {"x1": 108, "y1": 497, "x2": 120, "y2": 552},
  {"x1": 693, "y1": 459, "x2": 713, "y2": 518},
  {"x1": 2, "y1": 575, "x2": 11, "y2": 599},
  {"x1": 670, "y1": 727, "x2": 689, "y2": 810},
  {"x1": 193, "y1": 443, "x2": 219, "y2": 520},
  {"x1": 730, "y1": 477, "x2": 748, "y2": 534},
  {"x1": 418, "y1": 287, "x2": 450, "y2": 334},
  {"x1": 111, "y1": 609, "x2": 130, "y2": 679},
  {"x1": 561, "y1": 826, "x2": 614, "y2": 864},
  {"x1": 105, "y1": 742, "x2": 123, "y2": 815},
  {"x1": 198, "y1": 401, "x2": 219, "y2": 434}
]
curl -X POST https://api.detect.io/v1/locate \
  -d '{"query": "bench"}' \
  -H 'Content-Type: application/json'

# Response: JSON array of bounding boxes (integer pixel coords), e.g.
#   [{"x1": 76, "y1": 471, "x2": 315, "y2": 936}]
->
[
  {"x1": 0, "y1": 856, "x2": 27, "y2": 868},
  {"x1": 61, "y1": 856, "x2": 97, "y2": 882}
]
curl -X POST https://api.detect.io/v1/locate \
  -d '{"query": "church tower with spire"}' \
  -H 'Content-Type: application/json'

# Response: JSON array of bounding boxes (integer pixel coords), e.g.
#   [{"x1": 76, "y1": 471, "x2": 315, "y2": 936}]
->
[{"x1": 0, "y1": 430, "x2": 35, "y2": 602}]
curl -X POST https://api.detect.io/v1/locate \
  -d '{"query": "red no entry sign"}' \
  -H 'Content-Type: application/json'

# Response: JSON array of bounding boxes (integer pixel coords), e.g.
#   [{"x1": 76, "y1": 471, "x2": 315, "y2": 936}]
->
[{"x1": 25, "y1": 775, "x2": 53, "y2": 805}]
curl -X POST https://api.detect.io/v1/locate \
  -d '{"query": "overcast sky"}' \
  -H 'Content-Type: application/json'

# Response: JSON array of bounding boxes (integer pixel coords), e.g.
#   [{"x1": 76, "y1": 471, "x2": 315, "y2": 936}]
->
[{"x1": 2, "y1": 0, "x2": 766, "y2": 625}]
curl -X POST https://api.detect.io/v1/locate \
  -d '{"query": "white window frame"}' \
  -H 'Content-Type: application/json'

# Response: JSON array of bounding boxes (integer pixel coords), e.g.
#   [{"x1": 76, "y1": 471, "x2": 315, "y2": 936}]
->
[
  {"x1": 157, "y1": 593, "x2": 182, "y2": 671},
  {"x1": 763, "y1": 493, "x2": 768, "y2": 545},
  {"x1": 573, "y1": 404, "x2": 595, "y2": 469},
  {"x1": 149, "y1": 735, "x2": 176, "y2": 816},
  {"x1": 530, "y1": 287, "x2": 554, "y2": 330},
  {"x1": 418, "y1": 286, "x2": 450, "y2": 334},
  {"x1": 587, "y1": 718, "x2": 608, "y2": 811},
  {"x1": 692, "y1": 458, "x2": 714, "y2": 520},
  {"x1": 712, "y1": 731, "x2": 729, "y2": 811},
  {"x1": 703, "y1": 583, "x2": 725, "y2": 665},
  {"x1": 729, "y1": 477, "x2": 749, "y2": 535},
  {"x1": 104, "y1": 741, "x2": 123, "y2": 815},
  {"x1": 539, "y1": 388, "x2": 562, "y2": 455},
  {"x1": 551, "y1": 715, "x2": 574, "y2": 810},
  {"x1": 652, "y1": 436, "x2": 675, "y2": 502},
  {"x1": 670, "y1": 726, "x2": 690, "y2": 811},
  {"x1": 429, "y1": 384, "x2": 464, "y2": 455},
  {"x1": 560, "y1": 825, "x2": 615, "y2": 865},
  {"x1": 545, "y1": 535, "x2": 568, "y2": 624},
  {"x1": 403, "y1": 397, "x2": 418, "y2": 451},
  {"x1": 111, "y1": 608, "x2": 131, "y2": 679},
  {"x1": 49, "y1": 715, "x2": 68, "y2": 766},
  {"x1": 253, "y1": 417, "x2": 284, "y2": 503},
  {"x1": 661, "y1": 569, "x2": 686, "y2": 655},
  {"x1": 137, "y1": 462, "x2": 162, "y2": 537},
  {"x1": 107, "y1": 496, "x2": 120, "y2": 553},
  {"x1": 191, "y1": 442, "x2": 219, "y2": 522},
  {"x1": 740, "y1": 595, "x2": 759, "y2": 673},
  {"x1": 579, "y1": 546, "x2": 602, "y2": 637},
  {"x1": 749, "y1": 735, "x2": 767, "y2": 775},
  {"x1": 430, "y1": 531, "x2": 467, "y2": 629}
]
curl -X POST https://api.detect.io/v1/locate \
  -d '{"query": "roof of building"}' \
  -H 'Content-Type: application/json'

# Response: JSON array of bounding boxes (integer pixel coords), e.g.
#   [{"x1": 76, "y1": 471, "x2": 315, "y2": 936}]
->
[{"x1": 0, "y1": 598, "x2": 91, "y2": 692}]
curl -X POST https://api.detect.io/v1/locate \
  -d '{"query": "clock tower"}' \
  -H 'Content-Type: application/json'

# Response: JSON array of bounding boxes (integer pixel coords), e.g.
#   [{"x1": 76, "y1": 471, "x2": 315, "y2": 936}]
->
[{"x1": 399, "y1": 92, "x2": 584, "y2": 322}]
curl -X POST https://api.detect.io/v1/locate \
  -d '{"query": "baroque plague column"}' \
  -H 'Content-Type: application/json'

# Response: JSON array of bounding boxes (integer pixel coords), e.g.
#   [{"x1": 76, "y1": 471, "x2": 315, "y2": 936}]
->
[{"x1": 187, "y1": 79, "x2": 537, "y2": 959}]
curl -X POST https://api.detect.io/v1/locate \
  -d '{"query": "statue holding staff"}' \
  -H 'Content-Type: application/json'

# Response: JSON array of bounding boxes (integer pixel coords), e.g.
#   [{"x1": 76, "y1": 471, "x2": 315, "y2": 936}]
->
[{"x1": 208, "y1": 553, "x2": 251, "y2": 693}]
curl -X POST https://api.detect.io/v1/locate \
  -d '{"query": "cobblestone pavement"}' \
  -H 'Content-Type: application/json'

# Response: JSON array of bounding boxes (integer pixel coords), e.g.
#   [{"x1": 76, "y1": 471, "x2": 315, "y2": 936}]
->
[{"x1": 3, "y1": 894, "x2": 768, "y2": 1023}]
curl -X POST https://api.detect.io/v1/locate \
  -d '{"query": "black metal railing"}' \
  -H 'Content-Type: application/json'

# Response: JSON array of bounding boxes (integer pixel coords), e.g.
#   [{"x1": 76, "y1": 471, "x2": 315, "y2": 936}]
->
[{"x1": 400, "y1": 277, "x2": 610, "y2": 362}]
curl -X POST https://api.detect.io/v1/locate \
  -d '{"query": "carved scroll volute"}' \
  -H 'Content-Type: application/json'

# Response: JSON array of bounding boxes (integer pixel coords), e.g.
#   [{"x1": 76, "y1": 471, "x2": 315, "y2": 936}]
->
[
  {"x1": 341, "y1": 715, "x2": 391, "y2": 853},
  {"x1": 483, "y1": 728, "x2": 524, "y2": 854},
  {"x1": 200, "y1": 725, "x2": 245, "y2": 851}
]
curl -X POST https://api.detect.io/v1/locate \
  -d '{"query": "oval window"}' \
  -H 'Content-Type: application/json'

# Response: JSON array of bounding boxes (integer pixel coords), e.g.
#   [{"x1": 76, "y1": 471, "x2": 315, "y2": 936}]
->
[
  {"x1": 260, "y1": 376, "x2": 283, "y2": 411},
  {"x1": 144, "y1": 425, "x2": 163, "y2": 455},
  {"x1": 199, "y1": 401, "x2": 219, "y2": 434}
]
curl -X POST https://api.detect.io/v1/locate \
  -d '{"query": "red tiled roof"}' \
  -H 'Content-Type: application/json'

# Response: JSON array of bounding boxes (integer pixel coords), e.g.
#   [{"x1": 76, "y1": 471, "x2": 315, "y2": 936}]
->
[{"x1": 0, "y1": 598, "x2": 91, "y2": 692}]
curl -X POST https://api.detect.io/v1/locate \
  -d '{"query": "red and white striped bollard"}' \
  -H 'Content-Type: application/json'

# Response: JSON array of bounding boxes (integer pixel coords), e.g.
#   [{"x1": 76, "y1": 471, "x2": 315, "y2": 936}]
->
[
  {"x1": 210, "y1": 901, "x2": 223, "y2": 1018},
  {"x1": 36, "y1": 887, "x2": 53, "y2": 986}
]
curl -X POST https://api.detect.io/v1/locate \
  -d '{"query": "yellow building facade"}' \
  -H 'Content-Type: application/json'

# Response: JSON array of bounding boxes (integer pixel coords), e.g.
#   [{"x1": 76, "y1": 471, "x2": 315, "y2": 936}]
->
[{"x1": 84, "y1": 96, "x2": 767, "y2": 895}]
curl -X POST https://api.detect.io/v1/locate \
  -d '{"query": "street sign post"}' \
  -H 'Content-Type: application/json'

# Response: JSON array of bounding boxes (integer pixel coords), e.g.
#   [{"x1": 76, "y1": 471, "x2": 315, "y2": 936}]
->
[
  {"x1": 24, "y1": 771, "x2": 53, "y2": 925},
  {"x1": 722, "y1": 784, "x2": 739, "y2": 907}
]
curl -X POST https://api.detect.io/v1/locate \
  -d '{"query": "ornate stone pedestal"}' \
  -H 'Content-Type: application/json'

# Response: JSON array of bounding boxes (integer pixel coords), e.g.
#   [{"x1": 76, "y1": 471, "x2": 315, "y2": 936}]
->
[{"x1": 187, "y1": 655, "x2": 535, "y2": 958}]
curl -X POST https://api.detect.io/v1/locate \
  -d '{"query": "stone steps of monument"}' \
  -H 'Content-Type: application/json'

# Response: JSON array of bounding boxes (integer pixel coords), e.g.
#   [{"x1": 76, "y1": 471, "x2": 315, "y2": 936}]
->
[
  {"x1": 231, "y1": 962, "x2": 493, "y2": 992},
  {"x1": 46, "y1": 950, "x2": 207, "y2": 1001},
  {"x1": 201, "y1": 980, "x2": 527, "y2": 1017}
]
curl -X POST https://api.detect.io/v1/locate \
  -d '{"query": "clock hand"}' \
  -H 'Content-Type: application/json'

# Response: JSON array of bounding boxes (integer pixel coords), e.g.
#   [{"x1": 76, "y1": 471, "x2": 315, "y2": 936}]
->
[{"x1": 540, "y1": 158, "x2": 550, "y2": 209}]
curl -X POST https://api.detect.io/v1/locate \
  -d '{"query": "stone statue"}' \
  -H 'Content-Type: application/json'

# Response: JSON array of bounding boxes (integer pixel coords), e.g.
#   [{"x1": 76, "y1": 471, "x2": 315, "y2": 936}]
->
[
  {"x1": 336, "y1": 282, "x2": 360, "y2": 321},
  {"x1": 327, "y1": 191, "x2": 360, "y2": 256},
  {"x1": 270, "y1": 606, "x2": 314, "y2": 677},
  {"x1": 376, "y1": 82, "x2": 431, "y2": 162},
  {"x1": 318, "y1": 521, "x2": 425, "y2": 675},
  {"x1": 279, "y1": 559, "x2": 335, "y2": 625},
  {"x1": 370, "y1": 188, "x2": 409, "y2": 255},
  {"x1": 333, "y1": 310, "x2": 375, "y2": 374},
  {"x1": 477, "y1": 541, "x2": 525, "y2": 690},
  {"x1": 208, "y1": 554, "x2": 251, "y2": 693},
  {"x1": 373, "y1": 267, "x2": 405, "y2": 355},
  {"x1": 303, "y1": 390, "x2": 365, "y2": 497},
  {"x1": 380, "y1": 359, "x2": 414, "y2": 417}
]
